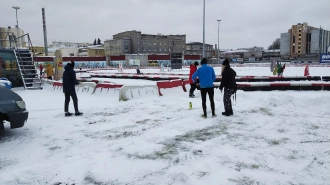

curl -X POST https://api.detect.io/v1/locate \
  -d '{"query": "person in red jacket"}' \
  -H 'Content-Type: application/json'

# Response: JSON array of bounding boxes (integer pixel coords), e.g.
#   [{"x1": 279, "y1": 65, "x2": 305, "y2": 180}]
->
[
  {"x1": 39, "y1": 64, "x2": 43, "y2": 77},
  {"x1": 189, "y1": 61, "x2": 199, "y2": 98}
]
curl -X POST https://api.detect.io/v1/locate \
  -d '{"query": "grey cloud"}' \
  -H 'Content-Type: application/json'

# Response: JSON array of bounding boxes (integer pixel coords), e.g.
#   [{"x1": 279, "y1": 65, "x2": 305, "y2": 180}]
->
[{"x1": 1, "y1": 0, "x2": 329, "y2": 49}]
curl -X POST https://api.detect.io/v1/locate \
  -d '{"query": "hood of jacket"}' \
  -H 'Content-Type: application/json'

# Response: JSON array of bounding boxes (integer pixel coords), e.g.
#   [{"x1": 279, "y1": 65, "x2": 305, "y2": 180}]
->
[{"x1": 64, "y1": 64, "x2": 73, "y2": 71}]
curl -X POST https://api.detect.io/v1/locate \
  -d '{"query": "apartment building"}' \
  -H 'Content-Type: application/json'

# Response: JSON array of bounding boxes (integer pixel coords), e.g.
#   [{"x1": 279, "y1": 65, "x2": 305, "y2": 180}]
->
[
  {"x1": 185, "y1": 42, "x2": 214, "y2": 58},
  {"x1": 104, "y1": 38, "x2": 131, "y2": 56},
  {"x1": 105, "y1": 30, "x2": 186, "y2": 55},
  {"x1": 280, "y1": 22, "x2": 330, "y2": 57}
]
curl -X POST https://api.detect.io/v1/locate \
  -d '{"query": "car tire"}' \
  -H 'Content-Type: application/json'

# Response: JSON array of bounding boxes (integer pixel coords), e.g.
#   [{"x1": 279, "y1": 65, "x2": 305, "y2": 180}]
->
[{"x1": 0, "y1": 121, "x2": 4, "y2": 140}]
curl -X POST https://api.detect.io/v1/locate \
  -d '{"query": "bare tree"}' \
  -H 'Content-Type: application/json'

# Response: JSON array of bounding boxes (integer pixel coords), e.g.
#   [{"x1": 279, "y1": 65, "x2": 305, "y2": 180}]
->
[{"x1": 268, "y1": 38, "x2": 280, "y2": 50}]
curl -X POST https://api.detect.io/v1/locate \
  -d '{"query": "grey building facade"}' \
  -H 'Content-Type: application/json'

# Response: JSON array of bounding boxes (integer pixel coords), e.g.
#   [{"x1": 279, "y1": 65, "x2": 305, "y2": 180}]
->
[
  {"x1": 104, "y1": 38, "x2": 131, "y2": 56},
  {"x1": 185, "y1": 42, "x2": 213, "y2": 58},
  {"x1": 280, "y1": 33, "x2": 291, "y2": 56},
  {"x1": 107, "y1": 30, "x2": 186, "y2": 55}
]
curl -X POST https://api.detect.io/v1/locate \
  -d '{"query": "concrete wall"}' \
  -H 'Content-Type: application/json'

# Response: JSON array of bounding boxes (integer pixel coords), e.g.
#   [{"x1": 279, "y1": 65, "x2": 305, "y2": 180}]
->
[{"x1": 125, "y1": 54, "x2": 148, "y2": 66}]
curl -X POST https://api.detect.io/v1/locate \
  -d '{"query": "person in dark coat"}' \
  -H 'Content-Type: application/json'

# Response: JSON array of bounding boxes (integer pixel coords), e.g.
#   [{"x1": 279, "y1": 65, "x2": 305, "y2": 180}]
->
[
  {"x1": 188, "y1": 61, "x2": 199, "y2": 98},
  {"x1": 62, "y1": 61, "x2": 83, "y2": 116},
  {"x1": 219, "y1": 59, "x2": 237, "y2": 116},
  {"x1": 192, "y1": 58, "x2": 216, "y2": 118}
]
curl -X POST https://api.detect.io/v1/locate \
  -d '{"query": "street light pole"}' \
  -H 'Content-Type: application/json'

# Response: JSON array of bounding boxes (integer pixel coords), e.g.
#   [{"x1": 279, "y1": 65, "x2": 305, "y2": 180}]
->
[
  {"x1": 217, "y1": 19, "x2": 221, "y2": 64},
  {"x1": 202, "y1": 0, "x2": 205, "y2": 58},
  {"x1": 12, "y1": 6, "x2": 20, "y2": 48}
]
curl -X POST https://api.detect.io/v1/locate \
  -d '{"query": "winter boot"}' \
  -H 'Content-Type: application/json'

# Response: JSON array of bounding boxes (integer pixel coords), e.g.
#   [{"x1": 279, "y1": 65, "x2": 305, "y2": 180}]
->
[
  {"x1": 75, "y1": 112, "x2": 83, "y2": 116},
  {"x1": 65, "y1": 112, "x2": 73, "y2": 117},
  {"x1": 189, "y1": 94, "x2": 194, "y2": 98},
  {"x1": 201, "y1": 114, "x2": 207, "y2": 118},
  {"x1": 230, "y1": 109, "x2": 234, "y2": 115},
  {"x1": 222, "y1": 111, "x2": 230, "y2": 116}
]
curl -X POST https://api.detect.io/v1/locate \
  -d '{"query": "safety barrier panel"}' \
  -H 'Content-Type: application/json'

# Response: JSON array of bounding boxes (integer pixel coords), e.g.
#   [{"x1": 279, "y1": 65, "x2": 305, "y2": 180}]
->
[
  {"x1": 216, "y1": 82, "x2": 330, "y2": 91},
  {"x1": 91, "y1": 74, "x2": 324, "y2": 83},
  {"x1": 156, "y1": 79, "x2": 186, "y2": 96},
  {"x1": 119, "y1": 85, "x2": 158, "y2": 101},
  {"x1": 322, "y1": 76, "x2": 330, "y2": 81},
  {"x1": 79, "y1": 78, "x2": 111, "y2": 83},
  {"x1": 92, "y1": 83, "x2": 124, "y2": 94},
  {"x1": 53, "y1": 82, "x2": 63, "y2": 90},
  {"x1": 76, "y1": 82, "x2": 97, "y2": 93}
]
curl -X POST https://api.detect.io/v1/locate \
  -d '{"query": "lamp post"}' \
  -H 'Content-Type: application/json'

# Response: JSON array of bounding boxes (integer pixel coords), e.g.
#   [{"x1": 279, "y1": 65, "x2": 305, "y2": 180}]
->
[
  {"x1": 12, "y1": 6, "x2": 20, "y2": 48},
  {"x1": 202, "y1": 0, "x2": 205, "y2": 58},
  {"x1": 217, "y1": 19, "x2": 221, "y2": 64}
]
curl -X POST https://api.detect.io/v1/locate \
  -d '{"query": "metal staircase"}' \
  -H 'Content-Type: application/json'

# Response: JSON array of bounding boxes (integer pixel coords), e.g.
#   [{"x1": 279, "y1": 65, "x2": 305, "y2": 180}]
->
[
  {"x1": 11, "y1": 33, "x2": 43, "y2": 90},
  {"x1": 14, "y1": 48, "x2": 42, "y2": 89}
]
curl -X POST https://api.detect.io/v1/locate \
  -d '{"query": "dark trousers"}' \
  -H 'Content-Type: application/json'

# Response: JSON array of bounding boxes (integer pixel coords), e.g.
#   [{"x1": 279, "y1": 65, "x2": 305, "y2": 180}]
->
[
  {"x1": 40, "y1": 70, "x2": 42, "y2": 76},
  {"x1": 200, "y1": 88, "x2": 215, "y2": 116},
  {"x1": 64, "y1": 92, "x2": 78, "y2": 112},
  {"x1": 223, "y1": 88, "x2": 234, "y2": 111},
  {"x1": 189, "y1": 83, "x2": 197, "y2": 95},
  {"x1": 48, "y1": 76, "x2": 52, "y2": 80}
]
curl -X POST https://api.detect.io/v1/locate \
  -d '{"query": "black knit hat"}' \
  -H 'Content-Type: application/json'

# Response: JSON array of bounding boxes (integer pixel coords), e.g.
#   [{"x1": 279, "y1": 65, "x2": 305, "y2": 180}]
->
[
  {"x1": 201, "y1": 58, "x2": 207, "y2": 65},
  {"x1": 222, "y1": 59, "x2": 230, "y2": 66},
  {"x1": 194, "y1": 61, "x2": 199, "y2": 66}
]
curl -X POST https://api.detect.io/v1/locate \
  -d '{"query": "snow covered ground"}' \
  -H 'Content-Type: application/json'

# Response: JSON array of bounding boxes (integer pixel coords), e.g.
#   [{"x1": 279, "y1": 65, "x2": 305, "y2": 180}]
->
[{"x1": 1, "y1": 67, "x2": 330, "y2": 185}]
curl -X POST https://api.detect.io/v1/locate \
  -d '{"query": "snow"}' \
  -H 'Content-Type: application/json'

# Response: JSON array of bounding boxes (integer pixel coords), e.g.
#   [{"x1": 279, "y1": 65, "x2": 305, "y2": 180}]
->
[{"x1": 1, "y1": 67, "x2": 330, "y2": 185}]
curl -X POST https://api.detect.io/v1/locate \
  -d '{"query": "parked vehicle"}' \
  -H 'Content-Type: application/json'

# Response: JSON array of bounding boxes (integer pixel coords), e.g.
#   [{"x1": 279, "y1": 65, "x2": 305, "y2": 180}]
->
[
  {"x1": 0, "y1": 86, "x2": 28, "y2": 140},
  {"x1": 0, "y1": 78, "x2": 12, "y2": 89}
]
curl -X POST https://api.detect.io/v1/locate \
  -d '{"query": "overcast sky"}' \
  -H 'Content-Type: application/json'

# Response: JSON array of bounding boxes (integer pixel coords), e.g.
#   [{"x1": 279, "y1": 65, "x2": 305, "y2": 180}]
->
[{"x1": 1, "y1": 0, "x2": 329, "y2": 50}]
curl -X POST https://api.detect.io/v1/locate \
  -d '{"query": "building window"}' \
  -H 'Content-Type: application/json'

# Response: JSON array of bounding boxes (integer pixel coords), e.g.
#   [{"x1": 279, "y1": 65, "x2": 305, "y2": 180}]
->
[
  {"x1": 149, "y1": 41, "x2": 151, "y2": 45},
  {"x1": 293, "y1": 35, "x2": 295, "y2": 43},
  {"x1": 159, "y1": 41, "x2": 162, "y2": 45},
  {"x1": 159, "y1": 47, "x2": 161, "y2": 51},
  {"x1": 169, "y1": 48, "x2": 171, "y2": 52},
  {"x1": 149, "y1": 47, "x2": 151, "y2": 51},
  {"x1": 143, "y1": 40, "x2": 145, "y2": 44},
  {"x1": 164, "y1": 41, "x2": 166, "y2": 45},
  {"x1": 138, "y1": 47, "x2": 140, "y2": 51},
  {"x1": 137, "y1": 40, "x2": 139, "y2": 44},
  {"x1": 292, "y1": 46, "x2": 295, "y2": 53},
  {"x1": 164, "y1": 47, "x2": 166, "y2": 51},
  {"x1": 154, "y1": 47, "x2": 156, "y2": 51},
  {"x1": 143, "y1": 47, "x2": 146, "y2": 51}
]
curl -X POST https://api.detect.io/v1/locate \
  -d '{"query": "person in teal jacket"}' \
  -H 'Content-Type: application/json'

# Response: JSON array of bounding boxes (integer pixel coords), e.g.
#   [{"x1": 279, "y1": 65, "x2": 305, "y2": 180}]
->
[{"x1": 192, "y1": 58, "x2": 216, "y2": 118}]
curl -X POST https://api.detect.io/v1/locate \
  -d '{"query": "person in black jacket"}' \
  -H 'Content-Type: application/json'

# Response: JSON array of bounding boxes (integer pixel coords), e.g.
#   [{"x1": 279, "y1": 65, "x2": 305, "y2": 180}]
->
[
  {"x1": 219, "y1": 59, "x2": 237, "y2": 116},
  {"x1": 62, "y1": 61, "x2": 83, "y2": 116}
]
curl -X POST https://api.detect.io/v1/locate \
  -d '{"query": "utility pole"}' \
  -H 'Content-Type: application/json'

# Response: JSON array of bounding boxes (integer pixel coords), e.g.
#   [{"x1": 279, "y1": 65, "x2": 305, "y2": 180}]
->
[
  {"x1": 202, "y1": 0, "x2": 205, "y2": 58},
  {"x1": 217, "y1": 19, "x2": 221, "y2": 64},
  {"x1": 12, "y1": 6, "x2": 20, "y2": 48}
]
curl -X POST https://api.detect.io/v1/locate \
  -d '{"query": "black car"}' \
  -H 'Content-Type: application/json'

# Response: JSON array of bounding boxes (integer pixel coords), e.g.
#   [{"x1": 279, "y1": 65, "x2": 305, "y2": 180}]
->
[{"x1": 0, "y1": 86, "x2": 28, "y2": 140}]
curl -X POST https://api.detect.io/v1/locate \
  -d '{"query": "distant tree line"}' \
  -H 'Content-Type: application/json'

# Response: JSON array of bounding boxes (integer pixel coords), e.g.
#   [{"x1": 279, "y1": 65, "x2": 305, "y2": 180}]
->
[
  {"x1": 93, "y1": 38, "x2": 102, "y2": 45},
  {"x1": 268, "y1": 38, "x2": 280, "y2": 50}
]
